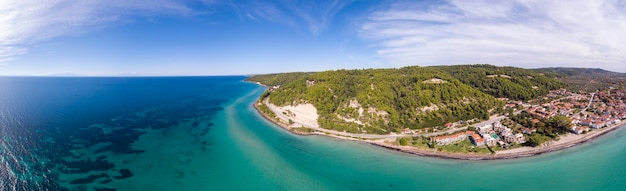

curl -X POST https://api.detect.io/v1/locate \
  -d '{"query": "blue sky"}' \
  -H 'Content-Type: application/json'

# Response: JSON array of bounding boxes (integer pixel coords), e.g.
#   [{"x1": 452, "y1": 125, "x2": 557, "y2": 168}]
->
[{"x1": 1, "y1": 0, "x2": 626, "y2": 76}]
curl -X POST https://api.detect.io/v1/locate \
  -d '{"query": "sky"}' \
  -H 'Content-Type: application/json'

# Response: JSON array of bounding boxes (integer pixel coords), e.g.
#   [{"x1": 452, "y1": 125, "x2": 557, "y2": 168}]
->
[{"x1": 1, "y1": 0, "x2": 626, "y2": 76}]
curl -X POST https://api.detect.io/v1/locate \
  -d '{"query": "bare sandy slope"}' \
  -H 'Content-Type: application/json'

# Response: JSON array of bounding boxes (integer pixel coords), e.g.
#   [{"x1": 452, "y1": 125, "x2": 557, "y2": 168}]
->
[
  {"x1": 278, "y1": 104, "x2": 320, "y2": 128},
  {"x1": 264, "y1": 99, "x2": 320, "y2": 128}
]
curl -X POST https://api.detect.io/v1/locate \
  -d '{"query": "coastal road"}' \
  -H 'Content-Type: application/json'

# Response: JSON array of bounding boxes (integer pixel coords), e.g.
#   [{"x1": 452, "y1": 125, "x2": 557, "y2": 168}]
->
[{"x1": 263, "y1": 98, "x2": 513, "y2": 139}]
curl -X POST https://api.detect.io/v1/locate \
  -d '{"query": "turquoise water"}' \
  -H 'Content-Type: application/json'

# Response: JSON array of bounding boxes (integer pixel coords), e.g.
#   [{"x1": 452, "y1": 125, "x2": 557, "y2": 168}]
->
[{"x1": 1, "y1": 77, "x2": 625, "y2": 190}]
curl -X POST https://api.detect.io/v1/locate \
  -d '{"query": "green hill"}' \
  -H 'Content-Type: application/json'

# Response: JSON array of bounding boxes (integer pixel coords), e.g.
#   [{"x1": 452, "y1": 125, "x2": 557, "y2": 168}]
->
[
  {"x1": 248, "y1": 66, "x2": 503, "y2": 134},
  {"x1": 247, "y1": 65, "x2": 567, "y2": 134},
  {"x1": 433, "y1": 64, "x2": 566, "y2": 101}
]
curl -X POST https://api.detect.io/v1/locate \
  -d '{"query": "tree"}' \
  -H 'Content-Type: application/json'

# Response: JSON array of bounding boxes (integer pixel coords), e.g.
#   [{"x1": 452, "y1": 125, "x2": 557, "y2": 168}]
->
[
  {"x1": 527, "y1": 134, "x2": 551, "y2": 147},
  {"x1": 547, "y1": 115, "x2": 572, "y2": 133},
  {"x1": 399, "y1": 137, "x2": 408, "y2": 146}
]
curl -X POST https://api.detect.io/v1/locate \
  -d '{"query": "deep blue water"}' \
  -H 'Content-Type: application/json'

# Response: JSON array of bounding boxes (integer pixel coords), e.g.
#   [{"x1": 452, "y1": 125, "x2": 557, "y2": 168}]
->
[{"x1": 0, "y1": 76, "x2": 243, "y2": 190}]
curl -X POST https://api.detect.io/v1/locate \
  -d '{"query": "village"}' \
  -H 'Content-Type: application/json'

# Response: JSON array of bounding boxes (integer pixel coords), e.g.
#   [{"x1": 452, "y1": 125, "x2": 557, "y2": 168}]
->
[{"x1": 427, "y1": 88, "x2": 626, "y2": 149}]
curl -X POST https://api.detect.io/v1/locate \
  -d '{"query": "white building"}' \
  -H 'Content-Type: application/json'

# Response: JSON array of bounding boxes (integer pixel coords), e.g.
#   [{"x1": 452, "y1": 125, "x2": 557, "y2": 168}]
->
[{"x1": 478, "y1": 124, "x2": 493, "y2": 134}]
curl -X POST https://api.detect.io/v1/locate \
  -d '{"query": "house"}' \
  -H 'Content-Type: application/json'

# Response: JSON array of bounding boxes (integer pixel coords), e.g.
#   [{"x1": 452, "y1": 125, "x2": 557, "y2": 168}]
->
[
  {"x1": 591, "y1": 122, "x2": 605, "y2": 129},
  {"x1": 469, "y1": 132, "x2": 485, "y2": 147},
  {"x1": 572, "y1": 126, "x2": 590, "y2": 134},
  {"x1": 478, "y1": 124, "x2": 493, "y2": 134},
  {"x1": 499, "y1": 128, "x2": 513, "y2": 137},
  {"x1": 531, "y1": 119, "x2": 540, "y2": 124},
  {"x1": 505, "y1": 133, "x2": 525, "y2": 144},
  {"x1": 493, "y1": 121, "x2": 503, "y2": 128},
  {"x1": 482, "y1": 133, "x2": 497, "y2": 147},
  {"x1": 402, "y1": 128, "x2": 412, "y2": 134},
  {"x1": 497, "y1": 140, "x2": 508, "y2": 148},
  {"x1": 431, "y1": 132, "x2": 468, "y2": 145},
  {"x1": 522, "y1": 128, "x2": 536, "y2": 135},
  {"x1": 493, "y1": 125, "x2": 507, "y2": 134},
  {"x1": 580, "y1": 119, "x2": 593, "y2": 126}
]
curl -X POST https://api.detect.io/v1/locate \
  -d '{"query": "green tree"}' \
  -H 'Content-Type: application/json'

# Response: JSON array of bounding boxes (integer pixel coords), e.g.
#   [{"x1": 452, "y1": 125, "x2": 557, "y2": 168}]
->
[
  {"x1": 399, "y1": 137, "x2": 408, "y2": 146},
  {"x1": 527, "y1": 134, "x2": 551, "y2": 147},
  {"x1": 547, "y1": 115, "x2": 572, "y2": 133}
]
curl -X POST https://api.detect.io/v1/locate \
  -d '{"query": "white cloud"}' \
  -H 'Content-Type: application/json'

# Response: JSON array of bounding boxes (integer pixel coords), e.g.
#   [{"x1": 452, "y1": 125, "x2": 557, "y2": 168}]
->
[
  {"x1": 361, "y1": 0, "x2": 626, "y2": 72},
  {"x1": 0, "y1": 46, "x2": 27, "y2": 63},
  {"x1": 0, "y1": 0, "x2": 353, "y2": 72},
  {"x1": 0, "y1": 0, "x2": 193, "y2": 64},
  {"x1": 284, "y1": 0, "x2": 350, "y2": 34},
  {"x1": 228, "y1": 0, "x2": 352, "y2": 35}
]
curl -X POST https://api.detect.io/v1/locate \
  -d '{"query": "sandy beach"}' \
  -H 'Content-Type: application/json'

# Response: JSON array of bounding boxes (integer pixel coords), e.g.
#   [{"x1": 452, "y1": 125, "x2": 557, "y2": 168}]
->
[{"x1": 254, "y1": 99, "x2": 626, "y2": 160}]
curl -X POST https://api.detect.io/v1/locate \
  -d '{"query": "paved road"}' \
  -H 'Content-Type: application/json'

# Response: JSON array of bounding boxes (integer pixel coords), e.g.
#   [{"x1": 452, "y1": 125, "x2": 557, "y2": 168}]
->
[
  {"x1": 584, "y1": 92, "x2": 596, "y2": 112},
  {"x1": 264, "y1": 98, "x2": 512, "y2": 139}
]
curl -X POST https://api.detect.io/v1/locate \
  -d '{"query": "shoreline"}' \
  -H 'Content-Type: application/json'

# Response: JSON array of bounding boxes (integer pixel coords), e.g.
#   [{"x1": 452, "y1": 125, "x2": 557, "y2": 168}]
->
[
  {"x1": 253, "y1": 101, "x2": 315, "y2": 136},
  {"x1": 253, "y1": 98, "x2": 626, "y2": 161},
  {"x1": 366, "y1": 120, "x2": 626, "y2": 160}
]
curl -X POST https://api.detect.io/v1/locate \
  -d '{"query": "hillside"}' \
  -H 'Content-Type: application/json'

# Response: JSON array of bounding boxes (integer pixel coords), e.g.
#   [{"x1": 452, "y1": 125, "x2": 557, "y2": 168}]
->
[
  {"x1": 248, "y1": 66, "x2": 504, "y2": 134},
  {"x1": 432, "y1": 64, "x2": 566, "y2": 101},
  {"x1": 533, "y1": 67, "x2": 626, "y2": 92}
]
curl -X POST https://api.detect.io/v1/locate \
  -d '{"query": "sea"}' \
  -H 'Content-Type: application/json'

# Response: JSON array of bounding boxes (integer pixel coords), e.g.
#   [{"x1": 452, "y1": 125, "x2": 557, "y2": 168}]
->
[{"x1": 0, "y1": 76, "x2": 624, "y2": 191}]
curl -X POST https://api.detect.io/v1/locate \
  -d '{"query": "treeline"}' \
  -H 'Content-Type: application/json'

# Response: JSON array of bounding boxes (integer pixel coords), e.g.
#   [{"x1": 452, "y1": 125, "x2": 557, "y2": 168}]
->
[
  {"x1": 533, "y1": 67, "x2": 620, "y2": 77},
  {"x1": 249, "y1": 66, "x2": 503, "y2": 134},
  {"x1": 246, "y1": 72, "x2": 313, "y2": 87},
  {"x1": 433, "y1": 64, "x2": 566, "y2": 101},
  {"x1": 533, "y1": 67, "x2": 626, "y2": 92}
]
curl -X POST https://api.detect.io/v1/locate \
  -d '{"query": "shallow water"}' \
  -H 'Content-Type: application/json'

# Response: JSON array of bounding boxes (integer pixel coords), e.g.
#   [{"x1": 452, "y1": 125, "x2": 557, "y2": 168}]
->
[{"x1": 0, "y1": 76, "x2": 624, "y2": 190}]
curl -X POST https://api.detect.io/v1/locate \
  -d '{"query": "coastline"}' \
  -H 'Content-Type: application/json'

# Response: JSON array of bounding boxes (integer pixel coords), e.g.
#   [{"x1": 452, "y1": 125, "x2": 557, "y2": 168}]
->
[
  {"x1": 252, "y1": 98, "x2": 625, "y2": 160},
  {"x1": 253, "y1": 101, "x2": 315, "y2": 136},
  {"x1": 366, "y1": 120, "x2": 626, "y2": 160}
]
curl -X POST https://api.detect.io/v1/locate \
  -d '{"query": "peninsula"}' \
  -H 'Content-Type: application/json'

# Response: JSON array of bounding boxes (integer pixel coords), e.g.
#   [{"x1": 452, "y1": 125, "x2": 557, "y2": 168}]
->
[{"x1": 247, "y1": 65, "x2": 626, "y2": 160}]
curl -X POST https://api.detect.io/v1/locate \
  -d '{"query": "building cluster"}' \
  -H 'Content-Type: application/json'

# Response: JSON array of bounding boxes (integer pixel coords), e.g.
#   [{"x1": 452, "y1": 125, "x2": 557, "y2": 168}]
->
[
  {"x1": 527, "y1": 90, "x2": 588, "y2": 119},
  {"x1": 569, "y1": 92, "x2": 626, "y2": 134},
  {"x1": 474, "y1": 121, "x2": 525, "y2": 147},
  {"x1": 430, "y1": 121, "x2": 526, "y2": 147},
  {"x1": 427, "y1": 89, "x2": 625, "y2": 148},
  {"x1": 529, "y1": 89, "x2": 626, "y2": 135}
]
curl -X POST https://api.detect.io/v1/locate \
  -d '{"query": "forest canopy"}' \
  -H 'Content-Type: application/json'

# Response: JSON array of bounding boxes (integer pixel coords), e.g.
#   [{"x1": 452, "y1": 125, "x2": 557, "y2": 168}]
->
[{"x1": 246, "y1": 65, "x2": 564, "y2": 134}]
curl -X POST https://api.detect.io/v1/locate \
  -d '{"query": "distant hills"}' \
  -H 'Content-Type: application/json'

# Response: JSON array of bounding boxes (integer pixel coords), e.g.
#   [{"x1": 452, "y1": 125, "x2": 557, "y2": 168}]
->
[{"x1": 533, "y1": 67, "x2": 626, "y2": 92}]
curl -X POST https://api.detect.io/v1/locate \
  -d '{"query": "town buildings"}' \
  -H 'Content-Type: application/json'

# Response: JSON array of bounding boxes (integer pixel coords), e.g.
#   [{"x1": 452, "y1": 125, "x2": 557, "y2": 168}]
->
[{"x1": 426, "y1": 89, "x2": 625, "y2": 149}]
